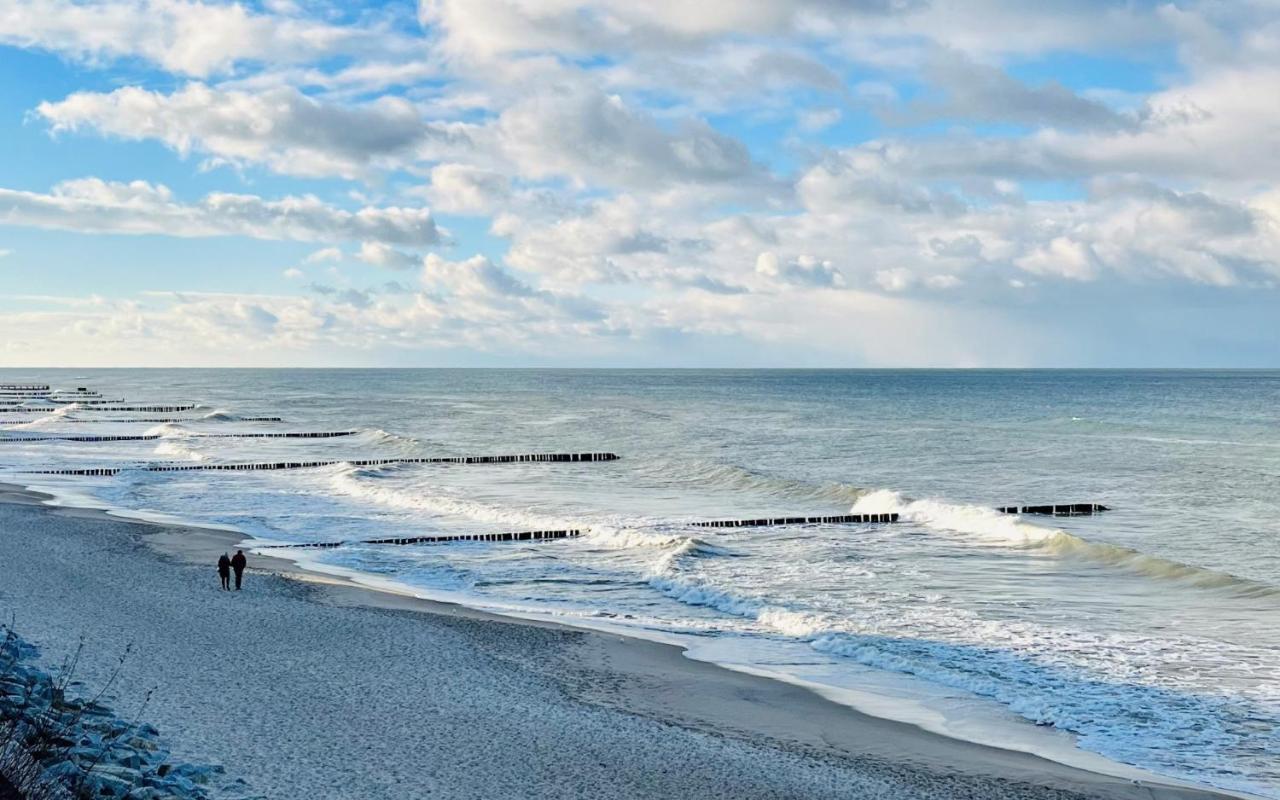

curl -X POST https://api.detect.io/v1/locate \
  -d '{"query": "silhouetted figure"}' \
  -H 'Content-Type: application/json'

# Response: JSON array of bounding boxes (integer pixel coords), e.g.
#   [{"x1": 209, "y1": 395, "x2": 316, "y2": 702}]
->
[
  {"x1": 231, "y1": 550, "x2": 247, "y2": 590},
  {"x1": 217, "y1": 553, "x2": 231, "y2": 591}
]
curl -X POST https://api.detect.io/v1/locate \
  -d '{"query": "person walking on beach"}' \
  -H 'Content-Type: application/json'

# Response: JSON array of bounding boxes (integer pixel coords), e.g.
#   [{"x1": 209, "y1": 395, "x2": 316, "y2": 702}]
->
[
  {"x1": 217, "y1": 553, "x2": 232, "y2": 591},
  {"x1": 231, "y1": 550, "x2": 247, "y2": 591}
]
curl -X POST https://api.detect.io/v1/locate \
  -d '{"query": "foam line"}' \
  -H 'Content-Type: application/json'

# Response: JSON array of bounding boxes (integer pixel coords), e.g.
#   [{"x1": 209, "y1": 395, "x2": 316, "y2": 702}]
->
[{"x1": 27, "y1": 452, "x2": 621, "y2": 476}]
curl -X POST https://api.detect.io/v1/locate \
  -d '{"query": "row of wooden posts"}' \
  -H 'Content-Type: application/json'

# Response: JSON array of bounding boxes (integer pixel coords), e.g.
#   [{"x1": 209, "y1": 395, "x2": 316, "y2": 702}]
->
[
  {"x1": 0, "y1": 431, "x2": 359, "y2": 443},
  {"x1": 28, "y1": 452, "x2": 623, "y2": 476},
  {"x1": 260, "y1": 514, "x2": 906, "y2": 550},
  {"x1": 0, "y1": 416, "x2": 284, "y2": 424},
  {"x1": 0, "y1": 404, "x2": 197, "y2": 414}
]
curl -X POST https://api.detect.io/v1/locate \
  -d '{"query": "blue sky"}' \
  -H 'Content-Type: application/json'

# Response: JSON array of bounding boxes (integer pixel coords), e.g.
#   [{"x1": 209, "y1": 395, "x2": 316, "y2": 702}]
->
[{"x1": 0, "y1": 0, "x2": 1277, "y2": 366}]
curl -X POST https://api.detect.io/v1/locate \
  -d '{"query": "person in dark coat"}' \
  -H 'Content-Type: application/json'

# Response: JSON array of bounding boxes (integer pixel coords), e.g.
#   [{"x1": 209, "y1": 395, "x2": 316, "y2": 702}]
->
[
  {"x1": 217, "y1": 553, "x2": 232, "y2": 591},
  {"x1": 231, "y1": 550, "x2": 247, "y2": 590}
]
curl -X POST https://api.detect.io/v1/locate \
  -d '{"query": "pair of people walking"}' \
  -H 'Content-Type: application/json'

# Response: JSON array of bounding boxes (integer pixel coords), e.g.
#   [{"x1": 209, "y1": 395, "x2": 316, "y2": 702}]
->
[{"x1": 218, "y1": 550, "x2": 248, "y2": 591}]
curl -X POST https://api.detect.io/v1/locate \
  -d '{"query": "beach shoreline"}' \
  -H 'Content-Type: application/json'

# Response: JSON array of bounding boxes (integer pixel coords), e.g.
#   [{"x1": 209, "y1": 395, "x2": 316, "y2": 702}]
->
[{"x1": 0, "y1": 481, "x2": 1248, "y2": 800}]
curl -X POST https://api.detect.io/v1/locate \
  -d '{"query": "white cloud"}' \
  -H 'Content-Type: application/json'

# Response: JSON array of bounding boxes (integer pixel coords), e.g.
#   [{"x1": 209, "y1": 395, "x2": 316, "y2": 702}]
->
[
  {"x1": 0, "y1": 178, "x2": 442, "y2": 246},
  {"x1": 797, "y1": 107, "x2": 842, "y2": 132},
  {"x1": 2, "y1": 0, "x2": 1278, "y2": 367},
  {"x1": 38, "y1": 83, "x2": 475, "y2": 179},
  {"x1": 425, "y1": 163, "x2": 511, "y2": 214},
  {"x1": 303, "y1": 247, "x2": 343, "y2": 264},
  {"x1": 0, "y1": 0, "x2": 408, "y2": 77},
  {"x1": 494, "y1": 85, "x2": 764, "y2": 190},
  {"x1": 755, "y1": 252, "x2": 845, "y2": 288},
  {"x1": 282, "y1": 267, "x2": 304, "y2": 279},
  {"x1": 357, "y1": 242, "x2": 420, "y2": 270}
]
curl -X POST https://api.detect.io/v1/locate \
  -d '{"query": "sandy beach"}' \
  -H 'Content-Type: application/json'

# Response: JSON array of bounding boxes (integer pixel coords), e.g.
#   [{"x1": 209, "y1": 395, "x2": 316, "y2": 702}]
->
[{"x1": 0, "y1": 485, "x2": 1240, "y2": 800}]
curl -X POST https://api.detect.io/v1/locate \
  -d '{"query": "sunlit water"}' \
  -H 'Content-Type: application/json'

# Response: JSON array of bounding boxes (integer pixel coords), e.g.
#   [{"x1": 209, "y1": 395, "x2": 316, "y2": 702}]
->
[{"x1": 2, "y1": 369, "x2": 1277, "y2": 796}]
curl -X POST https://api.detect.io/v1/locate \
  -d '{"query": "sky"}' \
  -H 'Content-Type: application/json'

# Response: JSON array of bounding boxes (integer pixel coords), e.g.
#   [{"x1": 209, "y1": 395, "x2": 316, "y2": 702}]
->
[{"x1": 0, "y1": 0, "x2": 1277, "y2": 367}]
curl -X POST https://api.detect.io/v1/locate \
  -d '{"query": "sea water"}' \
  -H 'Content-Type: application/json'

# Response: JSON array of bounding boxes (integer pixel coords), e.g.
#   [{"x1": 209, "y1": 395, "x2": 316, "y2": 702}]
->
[{"x1": 2, "y1": 369, "x2": 1277, "y2": 796}]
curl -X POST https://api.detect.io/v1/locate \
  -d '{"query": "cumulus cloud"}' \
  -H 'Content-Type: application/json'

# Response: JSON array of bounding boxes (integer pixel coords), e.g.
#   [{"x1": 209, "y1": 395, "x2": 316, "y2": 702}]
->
[
  {"x1": 3, "y1": 0, "x2": 1279, "y2": 366},
  {"x1": 0, "y1": 178, "x2": 442, "y2": 246},
  {"x1": 37, "y1": 84, "x2": 474, "y2": 179},
  {"x1": 420, "y1": 0, "x2": 922, "y2": 61},
  {"x1": 495, "y1": 85, "x2": 763, "y2": 190},
  {"x1": 906, "y1": 50, "x2": 1135, "y2": 131},
  {"x1": 0, "y1": 0, "x2": 406, "y2": 77},
  {"x1": 304, "y1": 247, "x2": 343, "y2": 264},
  {"x1": 755, "y1": 252, "x2": 845, "y2": 288},
  {"x1": 357, "y1": 242, "x2": 421, "y2": 270},
  {"x1": 425, "y1": 163, "x2": 511, "y2": 214}
]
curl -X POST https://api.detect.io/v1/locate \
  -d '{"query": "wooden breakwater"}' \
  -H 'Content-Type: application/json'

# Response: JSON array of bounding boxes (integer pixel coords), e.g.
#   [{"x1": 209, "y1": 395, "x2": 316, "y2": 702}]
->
[
  {"x1": 264, "y1": 512, "x2": 900, "y2": 551},
  {"x1": 690, "y1": 513, "x2": 899, "y2": 527},
  {"x1": 262, "y1": 529, "x2": 584, "y2": 549},
  {"x1": 0, "y1": 404, "x2": 197, "y2": 414},
  {"x1": 0, "y1": 431, "x2": 357, "y2": 443},
  {"x1": 0, "y1": 384, "x2": 48, "y2": 391},
  {"x1": 28, "y1": 452, "x2": 621, "y2": 476},
  {"x1": 997, "y1": 503, "x2": 1109, "y2": 516},
  {"x1": 0, "y1": 416, "x2": 286, "y2": 424}
]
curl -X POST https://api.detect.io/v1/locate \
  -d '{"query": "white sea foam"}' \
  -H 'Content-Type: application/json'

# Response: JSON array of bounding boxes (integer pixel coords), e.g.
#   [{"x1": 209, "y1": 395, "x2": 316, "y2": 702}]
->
[
  {"x1": 151, "y1": 440, "x2": 206, "y2": 461},
  {"x1": 851, "y1": 489, "x2": 1279, "y2": 597}
]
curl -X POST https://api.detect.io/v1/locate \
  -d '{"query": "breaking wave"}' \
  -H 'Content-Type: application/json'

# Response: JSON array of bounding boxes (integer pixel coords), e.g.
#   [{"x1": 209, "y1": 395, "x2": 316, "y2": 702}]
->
[
  {"x1": 328, "y1": 466, "x2": 580, "y2": 531},
  {"x1": 151, "y1": 440, "x2": 206, "y2": 461},
  {"x1": 852, "y1": 490, "x2": 1279, "y2": 598}
]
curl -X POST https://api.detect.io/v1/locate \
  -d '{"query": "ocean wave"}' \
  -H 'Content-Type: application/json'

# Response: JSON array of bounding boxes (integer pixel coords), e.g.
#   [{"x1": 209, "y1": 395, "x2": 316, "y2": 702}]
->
[
  {"x1": 200, "y1": 409, "x2": 246, "y2": 421},
  {"x1": 852, "y1": 490, "x2": 1279, "y2": 598},
  {"x1": 583, "y1": 527, "x2": 724, "y2": 557},
  {"x1": 809, "y1": 630, "x2": 1277, "y2": 797},
  {"x1": 645, "y1": 571, "x2": 832, "y2": 638},
  {"x1": 328, "y1": 467, "x2": 579, "y2": 531},
  {"x1": 634, "y1": 457, "x2": 869, "y2": 505},
  {"x1": 353, "y1": 428, "x2": 422, "y2": 452},
  {"x1": 151, "y1": 440, "x2": 206, "y2": 461}
]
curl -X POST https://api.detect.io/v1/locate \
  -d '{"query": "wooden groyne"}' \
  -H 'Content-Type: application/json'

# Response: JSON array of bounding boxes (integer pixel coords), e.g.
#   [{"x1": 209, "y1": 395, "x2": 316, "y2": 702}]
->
[
  {"x1": 0, "y1": 431, "x2": 357, "y2": 443},
  {"x1": 0, "y1": 404, "x2": 197, "y2": 414},
  {"x1": 262, "y1": 529, "x2": 583, "y2": 549},
  {"x1": 0, "y1": 384, "x2": 48, "y2": 391},
  {"x1": 690, "y1": 513, "x2": 899, "y2": 527},
  {"x1": 262, "y1": 513, "x2": 898, "y2": 551},
  {"x1": 27, "y1": 452, "x2": 620, "y2": 476},
  {"x1": 997, "y1": 503, "x2": 1109, "y2": 516},
  {"x1": 0, "y1": 416, "x2": 285, "y2": 425}
]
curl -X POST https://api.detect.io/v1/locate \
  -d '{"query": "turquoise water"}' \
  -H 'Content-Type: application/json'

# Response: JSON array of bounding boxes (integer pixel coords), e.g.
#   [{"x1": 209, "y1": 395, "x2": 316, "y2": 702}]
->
[{"x1": 2, "y1": 369, "x2": 1278, "y2": 795}]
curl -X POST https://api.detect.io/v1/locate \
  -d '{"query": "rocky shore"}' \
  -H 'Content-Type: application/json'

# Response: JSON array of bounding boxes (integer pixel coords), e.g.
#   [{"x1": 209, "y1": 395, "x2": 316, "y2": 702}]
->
[{"x1": 0, "y1": 628, "x2": 252, "y2": 800}]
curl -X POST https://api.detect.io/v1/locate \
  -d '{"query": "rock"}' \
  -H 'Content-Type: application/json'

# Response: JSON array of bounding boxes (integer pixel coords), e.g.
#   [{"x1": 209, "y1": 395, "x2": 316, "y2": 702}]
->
[
  {"x1": 85, "y1": 763, "x2": 144, "y2": 796},
  {"x1": 40, "y1": 759, "x2": 83, "y2": 786},
  {"x1": 108, "y1": 747, "x2": 144, "y2": 770}
]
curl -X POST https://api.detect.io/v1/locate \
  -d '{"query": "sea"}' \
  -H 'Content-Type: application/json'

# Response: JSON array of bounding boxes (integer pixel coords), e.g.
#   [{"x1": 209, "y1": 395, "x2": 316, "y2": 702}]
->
[{"x1": 1, "y1": 369, "x2": 1277, "y2": 797}]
